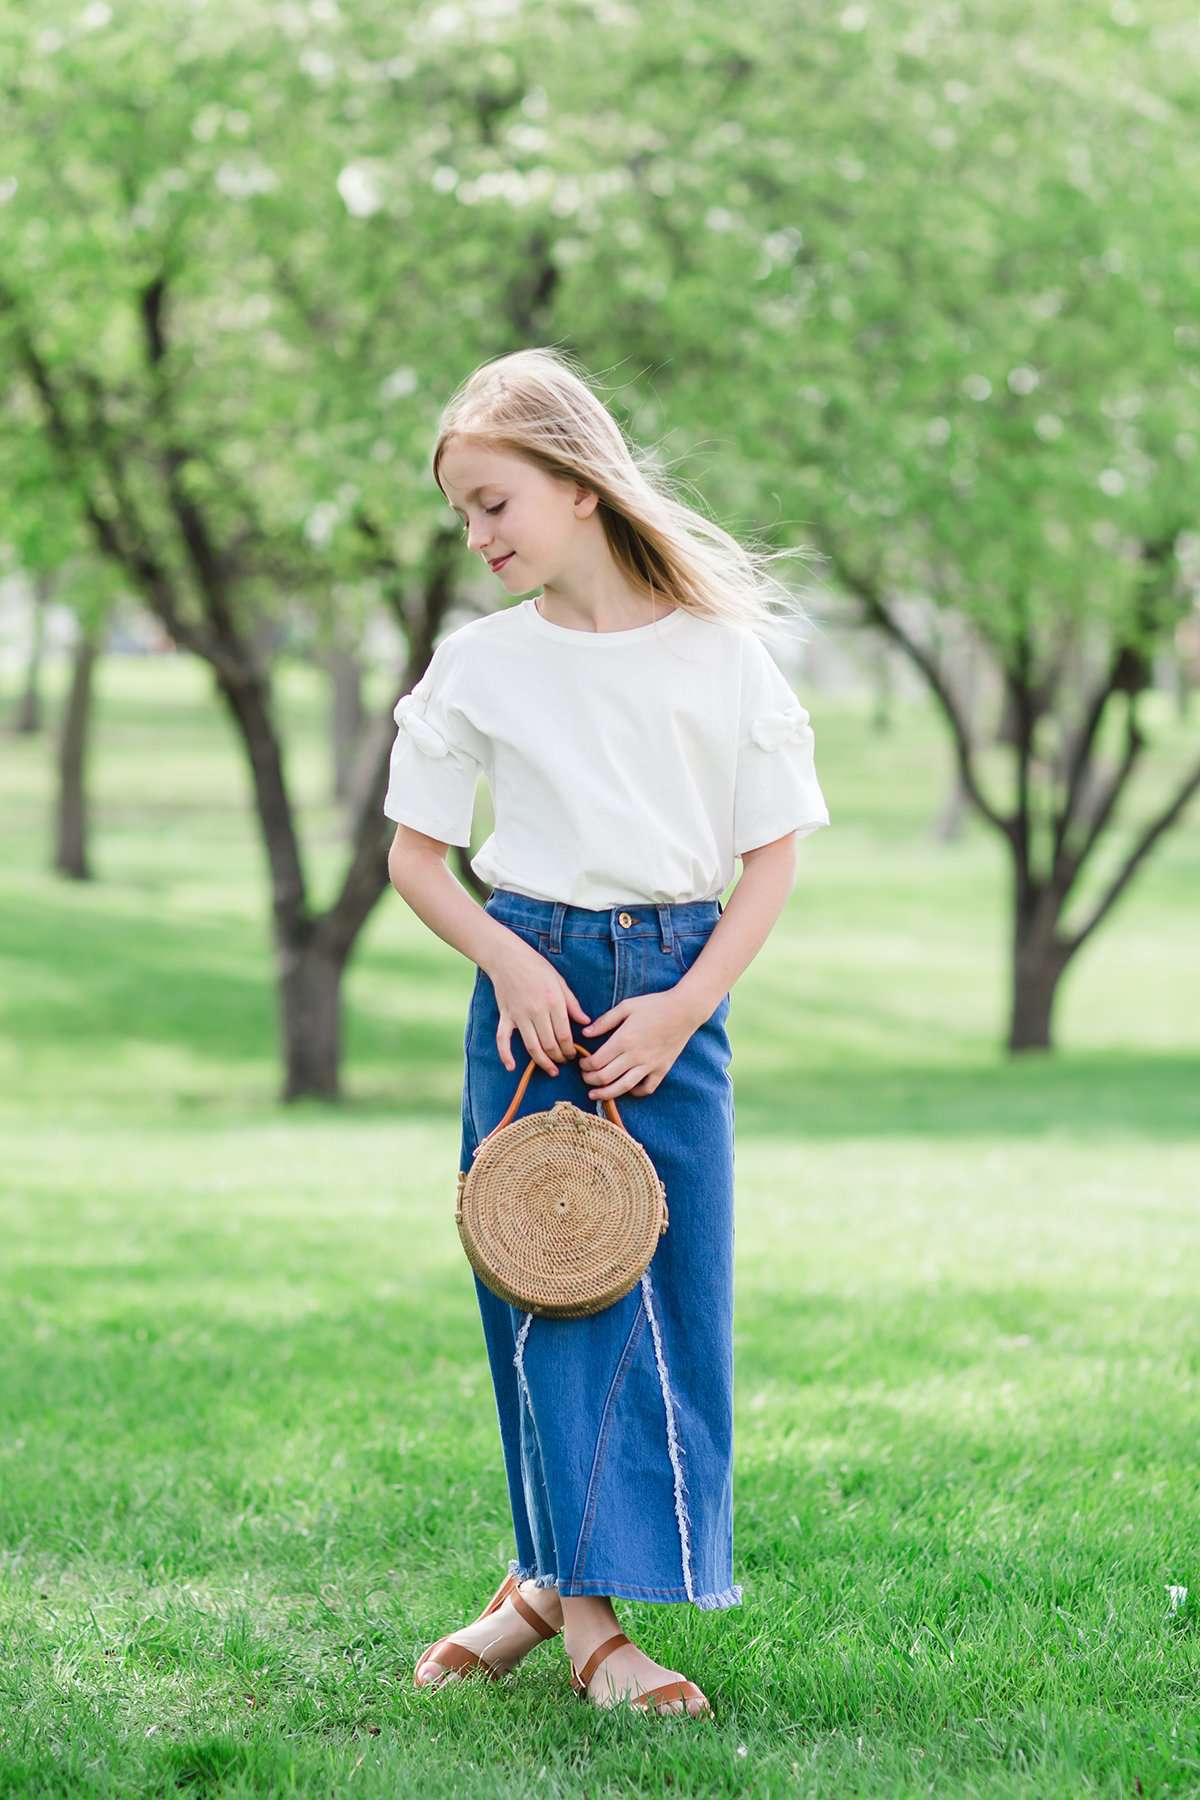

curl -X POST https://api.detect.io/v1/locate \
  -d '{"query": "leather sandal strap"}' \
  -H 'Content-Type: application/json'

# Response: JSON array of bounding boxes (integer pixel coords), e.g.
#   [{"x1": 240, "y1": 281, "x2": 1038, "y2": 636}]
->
[
  {"x1": 508, "y1": 1586, "x2": 560, "y2": 1640},
  {"x1": 576, "y1": 1630, "x2": 631, "y2": 1689},
  {"x1": 418, "y1": 1637, "x2": 500, "y2": 1681},
  {"x1": 479, "y1": 1572, "x2": 517, "y2": 1618},
  {"x1": 632, "y1": 1677, "x2": 708, "y2": 1712}
]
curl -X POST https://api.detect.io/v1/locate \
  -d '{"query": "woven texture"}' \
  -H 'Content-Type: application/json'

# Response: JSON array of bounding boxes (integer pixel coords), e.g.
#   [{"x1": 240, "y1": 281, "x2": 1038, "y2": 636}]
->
[{"x1": 457, "y1": 1086, "x2": 668, "y2": 1319}]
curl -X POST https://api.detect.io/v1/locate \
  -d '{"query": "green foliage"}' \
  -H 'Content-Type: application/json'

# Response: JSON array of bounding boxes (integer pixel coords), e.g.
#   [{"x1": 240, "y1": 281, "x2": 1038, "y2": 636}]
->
[{"x1": 3, "y1": 0, "x2": 1197, "y2": 652}]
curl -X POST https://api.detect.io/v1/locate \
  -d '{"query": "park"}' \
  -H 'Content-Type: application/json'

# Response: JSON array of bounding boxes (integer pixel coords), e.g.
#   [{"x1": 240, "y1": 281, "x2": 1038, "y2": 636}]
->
[{"x1": 2, "y1": 0, "x2": 1198, "y2": 1794}]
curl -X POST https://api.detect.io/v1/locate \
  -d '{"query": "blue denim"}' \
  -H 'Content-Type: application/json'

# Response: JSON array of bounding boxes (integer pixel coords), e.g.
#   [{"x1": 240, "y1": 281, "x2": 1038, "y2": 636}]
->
[{"x1": 459, "y1": 887, "x2": 742, "y2": 1609}]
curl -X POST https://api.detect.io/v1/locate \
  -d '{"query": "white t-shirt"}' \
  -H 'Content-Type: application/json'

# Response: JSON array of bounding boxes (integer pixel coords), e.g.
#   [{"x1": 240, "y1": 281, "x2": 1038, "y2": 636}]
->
[{"x1": 383, "y1": 596, "x2": 830, "y2": 908}]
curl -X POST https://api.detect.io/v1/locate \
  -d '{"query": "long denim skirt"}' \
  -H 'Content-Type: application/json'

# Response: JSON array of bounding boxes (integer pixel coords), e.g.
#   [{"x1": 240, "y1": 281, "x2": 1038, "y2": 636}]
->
[{"x1": 458, "y1": 886, "x2": 742, "y2": 1610}]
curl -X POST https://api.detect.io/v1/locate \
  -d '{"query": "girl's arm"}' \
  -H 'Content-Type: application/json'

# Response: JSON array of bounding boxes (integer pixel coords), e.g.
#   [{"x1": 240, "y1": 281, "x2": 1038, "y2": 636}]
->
[
  {"x1": 671, "y1": 833, "x2": 799, "y2": 1030},
  {"x1": 387, "y1": 825, "x2": 516, "y2": 975},
  {"x1": 388, "y1": 824, "x2": 590, "y2": 1076}
]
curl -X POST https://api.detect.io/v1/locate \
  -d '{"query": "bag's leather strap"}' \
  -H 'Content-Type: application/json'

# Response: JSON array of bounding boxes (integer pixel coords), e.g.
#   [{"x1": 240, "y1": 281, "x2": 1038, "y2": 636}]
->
[{"x1": 482, "y1": 1042, "x2": 627, "y2": 1143}]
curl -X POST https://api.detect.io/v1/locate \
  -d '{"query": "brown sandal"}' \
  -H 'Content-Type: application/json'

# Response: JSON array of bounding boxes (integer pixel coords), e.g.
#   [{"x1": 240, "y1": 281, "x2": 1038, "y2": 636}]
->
[
  {"x1": 414, "y1": 1571, "x2": 562, "y2": 1688},
  {"x1": 568, "y1": 1630, "x2": 713, "y2": 1717}
]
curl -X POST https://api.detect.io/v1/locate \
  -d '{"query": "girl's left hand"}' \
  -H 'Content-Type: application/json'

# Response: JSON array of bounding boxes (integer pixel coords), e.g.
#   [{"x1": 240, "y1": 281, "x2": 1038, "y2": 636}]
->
[{"x1": 577, "y1": 991, "x2": 698, "y2": 1099}]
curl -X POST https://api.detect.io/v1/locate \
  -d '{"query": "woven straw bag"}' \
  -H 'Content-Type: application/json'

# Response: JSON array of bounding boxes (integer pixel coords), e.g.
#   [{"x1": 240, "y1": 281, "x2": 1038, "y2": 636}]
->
[{"x1": 455, "y1": 1042, "x2": 668, "y2": 1319}]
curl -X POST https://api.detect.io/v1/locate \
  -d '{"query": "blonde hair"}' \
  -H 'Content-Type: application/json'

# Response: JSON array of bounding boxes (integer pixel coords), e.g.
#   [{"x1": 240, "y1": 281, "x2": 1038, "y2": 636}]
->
[{"x1": 431, "y1": 346, "x2": 823, "y2": 650}]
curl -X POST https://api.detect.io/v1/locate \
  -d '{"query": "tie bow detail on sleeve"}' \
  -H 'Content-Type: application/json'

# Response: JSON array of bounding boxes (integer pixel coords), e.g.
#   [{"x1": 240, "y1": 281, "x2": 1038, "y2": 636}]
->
[
  {"x1": 748, "y1": 701, "x2": 814, "y2": 753},
  {"x1": 393, "y1": 693, "x2": 451, "y2": 758}
]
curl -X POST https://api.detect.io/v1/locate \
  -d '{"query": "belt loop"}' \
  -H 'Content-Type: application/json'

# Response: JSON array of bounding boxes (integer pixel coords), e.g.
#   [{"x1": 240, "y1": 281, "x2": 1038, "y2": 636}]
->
[
  {"x1": 655, "y1": 903, "x2": 673, "y2": 953},
  {"x1": 549, "y1": 902, "x2": 566, "y2": 954}
]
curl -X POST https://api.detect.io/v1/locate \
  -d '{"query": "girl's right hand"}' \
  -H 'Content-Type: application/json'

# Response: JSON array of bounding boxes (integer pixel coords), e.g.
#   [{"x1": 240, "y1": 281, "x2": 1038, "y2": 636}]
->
[{"x1": 485, "y1": 931, "x2": 592, "y2": 1077}]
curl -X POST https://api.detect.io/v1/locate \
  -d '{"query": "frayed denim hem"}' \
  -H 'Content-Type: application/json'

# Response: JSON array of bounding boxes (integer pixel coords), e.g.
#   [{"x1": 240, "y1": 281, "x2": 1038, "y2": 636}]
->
[
  {"x1": 555, "y1": 1578, "x2": 743, "y2": 1609},
  {"x1": 508, "y1": 1560, "x2": 743, "y2": 1610},
  {"x1": 506, "y1": 1558, "x2": 563, "y2": 1591},
  {"x1": 690, "y1": 1583, "x2": 743, "y2": 1612}
]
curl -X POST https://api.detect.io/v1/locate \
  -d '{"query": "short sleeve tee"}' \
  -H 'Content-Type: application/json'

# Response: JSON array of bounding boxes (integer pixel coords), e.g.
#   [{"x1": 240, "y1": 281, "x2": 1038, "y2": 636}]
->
[{"x1": 383, "y1": 596, "x2": 830, "y2": 908}]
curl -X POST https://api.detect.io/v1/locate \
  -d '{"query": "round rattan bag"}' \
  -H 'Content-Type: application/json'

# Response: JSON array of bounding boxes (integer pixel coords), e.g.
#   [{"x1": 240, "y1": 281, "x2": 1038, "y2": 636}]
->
[{"x1": 455, "y1": 1043, "x2": 668, "y2": 1319}]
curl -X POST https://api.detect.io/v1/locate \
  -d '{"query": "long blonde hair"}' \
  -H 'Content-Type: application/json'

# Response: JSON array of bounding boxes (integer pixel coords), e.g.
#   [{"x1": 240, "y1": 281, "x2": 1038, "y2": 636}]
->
[{"x1": 431, "y1": 346, "x2": 822, "y2": 650}]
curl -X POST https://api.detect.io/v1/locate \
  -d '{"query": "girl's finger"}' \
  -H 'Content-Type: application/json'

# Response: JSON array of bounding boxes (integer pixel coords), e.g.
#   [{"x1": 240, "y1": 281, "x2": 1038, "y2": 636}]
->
[
  {"x1": 583, "y1": 1000, "x2": 625, "y2": 1036},
  {"x1": 590, "y1": 1065, "x2": 650, "y2": 1100},
  {"x1": 519, "y1": 1019, "x2": 560, "y2": 1076},
  {"x1": 532, "y1": 1009, "x2": 572, "y2": 1068},
  {"x1": 562, "y1": 984, "x2": 591, "y2": 1025},
  {"x1": 550, "y1": 1004, "x2": 577, "y2": 1062},
  {"x1": 587, "y1": 1057, "x2": 638, "y2": 1097}
]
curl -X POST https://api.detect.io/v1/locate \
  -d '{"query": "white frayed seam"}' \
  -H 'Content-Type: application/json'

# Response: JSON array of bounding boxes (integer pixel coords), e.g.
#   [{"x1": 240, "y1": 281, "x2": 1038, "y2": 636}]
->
[
  {"x1": 639, "y1": 1269, "x2": 696, "y2": 1603},
  {"x1": 513, "y1": 1311, "x2": 535, "y2": 1419},
  {"x1": 511, "y1": 1315, "x2": 559, "y2": 1579}
]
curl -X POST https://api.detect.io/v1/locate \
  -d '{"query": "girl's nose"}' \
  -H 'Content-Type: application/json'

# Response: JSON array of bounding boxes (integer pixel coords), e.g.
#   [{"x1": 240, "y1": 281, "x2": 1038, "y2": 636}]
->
[{"x1": 467, "y1": 522, "x2": 491, "y2": 554}]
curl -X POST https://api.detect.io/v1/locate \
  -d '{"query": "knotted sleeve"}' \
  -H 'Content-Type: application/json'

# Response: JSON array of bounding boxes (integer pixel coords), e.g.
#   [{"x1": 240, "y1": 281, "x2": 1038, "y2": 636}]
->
[
  {"x1": 732, "y1": 633, "x2": 830, "y2": 856},
  {"x1": 383, "y1": 636, "x2": 487, "y2": 846}
]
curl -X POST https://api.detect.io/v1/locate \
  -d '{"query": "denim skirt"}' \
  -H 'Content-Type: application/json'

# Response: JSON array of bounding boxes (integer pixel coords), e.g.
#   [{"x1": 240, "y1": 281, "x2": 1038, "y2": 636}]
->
[{"x1": 458, "y1": 886, "x2": 742, "y2": 1610}]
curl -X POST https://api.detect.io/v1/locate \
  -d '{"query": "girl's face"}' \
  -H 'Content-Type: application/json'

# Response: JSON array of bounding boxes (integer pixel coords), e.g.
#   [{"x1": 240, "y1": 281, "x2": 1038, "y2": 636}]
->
[{"x1": 438, "y1": 438, "x2": 596, "y2": 588}]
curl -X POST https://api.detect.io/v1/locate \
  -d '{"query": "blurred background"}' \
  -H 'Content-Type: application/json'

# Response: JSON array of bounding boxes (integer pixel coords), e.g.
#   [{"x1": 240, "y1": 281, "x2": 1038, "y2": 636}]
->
[{"x1": 1, "y1": 2, "x2": 1197, "y2": 1795}]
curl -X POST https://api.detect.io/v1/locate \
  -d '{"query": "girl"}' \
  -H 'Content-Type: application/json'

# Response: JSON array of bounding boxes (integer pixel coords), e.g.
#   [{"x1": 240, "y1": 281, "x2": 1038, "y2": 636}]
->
[{"x1": 385, "y1": 347, "x2": 829, "y2": 1718}]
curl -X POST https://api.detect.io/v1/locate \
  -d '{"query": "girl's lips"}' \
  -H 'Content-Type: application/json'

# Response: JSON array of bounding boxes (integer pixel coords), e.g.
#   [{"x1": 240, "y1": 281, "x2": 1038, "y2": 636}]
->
[{"x1": 489, "y1": 552, "x2": 515, "y2": 570}]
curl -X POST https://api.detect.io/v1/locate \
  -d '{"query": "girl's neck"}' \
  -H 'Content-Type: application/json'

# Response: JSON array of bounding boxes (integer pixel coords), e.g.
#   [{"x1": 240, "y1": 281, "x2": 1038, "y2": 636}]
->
[{"x1": 535, "y1": 583, "x2": 677, "y2": 635}]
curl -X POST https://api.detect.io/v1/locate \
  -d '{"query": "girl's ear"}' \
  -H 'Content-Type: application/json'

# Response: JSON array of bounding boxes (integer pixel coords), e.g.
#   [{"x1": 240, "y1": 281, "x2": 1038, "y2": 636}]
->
[{"x1": 573, "y1": 485, "x2": 600, "y2": 519}]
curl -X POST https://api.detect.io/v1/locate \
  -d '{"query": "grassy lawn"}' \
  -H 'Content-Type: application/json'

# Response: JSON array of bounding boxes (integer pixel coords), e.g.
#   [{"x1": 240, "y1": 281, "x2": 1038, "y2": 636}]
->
[{"x1": 0, "y1": 654, "x2": 1197, "y2": 1798}]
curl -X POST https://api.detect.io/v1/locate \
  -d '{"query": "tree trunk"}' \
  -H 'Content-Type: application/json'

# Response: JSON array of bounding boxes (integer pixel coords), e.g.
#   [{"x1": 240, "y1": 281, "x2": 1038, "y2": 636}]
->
[
  {"x1": 868, "y1": 641, "x2": 893, "y2": 734},
  {"x1": 326, "y1": 646, "x2": 365, "y2": 804},
  {"x1": 931, "y1": 767, "x2": 970, "y2": 843},
  {"x1": 13, "y1": 572, "x2": 51, "y2": 734},
  {"x1": 278, "y1": 934, "x2": 345, "y2": 1101},
  {"x1": 931, "y1": 640, "x2": 973, "y2": 843},
  {"x1": 212, "y1": 658, "x2": 407, "y2": 1102},
  {"x1": 1008, "y1": 933, "x2": 1070, "y2": 1053},
  {"x1": 54, "y1": 621, "x2": 100, "y2": 879}
]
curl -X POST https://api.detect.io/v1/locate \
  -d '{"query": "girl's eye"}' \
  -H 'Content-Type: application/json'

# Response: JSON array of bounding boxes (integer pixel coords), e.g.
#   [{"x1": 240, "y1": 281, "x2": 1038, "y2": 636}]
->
[{"x1": 458, "y1": 502, "x2": 505, "y2": 534}]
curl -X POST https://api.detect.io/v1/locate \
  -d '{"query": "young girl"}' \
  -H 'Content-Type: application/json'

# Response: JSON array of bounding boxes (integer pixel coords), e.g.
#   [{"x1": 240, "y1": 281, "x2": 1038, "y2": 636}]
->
[{"x1": 385, "y1": 347, "x2": 829, "y2": 1718}]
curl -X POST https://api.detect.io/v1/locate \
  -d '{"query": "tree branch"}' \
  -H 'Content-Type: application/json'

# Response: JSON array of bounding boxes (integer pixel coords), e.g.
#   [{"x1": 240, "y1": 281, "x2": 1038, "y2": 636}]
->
[
  {"x1": 815, "y1": 524, "x2": 1015, "y2": 841},
  {"x1": 1063, "y1": 743, "x2": 1200, "y2": 957},
  {"x1": 1006, "y1": 600, "x2": 1036, "y2": 912},
  {"x1": 137, "y1": 271, "x2": 251, "y2": 665},
  {"x1": 1052, "y1": 642, "x2": 1148, "y2": 865},
  {"x1": 1054, "y1": 694, "x2": 1146, "y2": 903},
  {"x1": 1, "y1": 281, "x2": 249, "y2": 681}
]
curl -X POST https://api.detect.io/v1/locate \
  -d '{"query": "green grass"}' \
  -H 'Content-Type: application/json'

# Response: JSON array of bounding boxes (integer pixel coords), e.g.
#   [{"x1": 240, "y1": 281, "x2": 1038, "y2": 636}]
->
[{"x1": 0, "y1": 655, "x2": 1197, "y2": 1798}]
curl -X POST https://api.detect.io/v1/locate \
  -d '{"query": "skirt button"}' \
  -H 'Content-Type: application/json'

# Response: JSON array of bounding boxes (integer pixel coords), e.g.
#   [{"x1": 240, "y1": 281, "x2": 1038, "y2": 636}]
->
[{"x1": 618, "y1": 911, "x2": 633, "y2": 927}]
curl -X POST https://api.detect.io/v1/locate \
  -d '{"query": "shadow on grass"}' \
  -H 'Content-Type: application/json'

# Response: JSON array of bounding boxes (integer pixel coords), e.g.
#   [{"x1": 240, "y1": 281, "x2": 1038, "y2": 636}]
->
[
  {"x1": 0, "y1": 889, "x2": 455, "y2": 1067},
  {"x1": 3, "y1": 890, "x2": 1196, "y2": 1141}
]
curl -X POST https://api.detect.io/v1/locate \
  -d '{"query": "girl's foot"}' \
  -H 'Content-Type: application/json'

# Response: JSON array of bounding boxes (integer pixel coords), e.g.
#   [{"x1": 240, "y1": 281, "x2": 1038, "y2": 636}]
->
[
  {"x1": 414, "y1": 1579, "x2": 563, "y2": 1687},
  {"x1": 565, "y1": 1624, "x2": 712, "y2": 1717}
]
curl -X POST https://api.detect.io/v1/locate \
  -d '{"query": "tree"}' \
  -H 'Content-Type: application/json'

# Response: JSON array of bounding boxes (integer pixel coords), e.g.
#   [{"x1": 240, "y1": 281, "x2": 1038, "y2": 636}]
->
[
  {"x1": 675, "y1": 0, "x2": 1200, "y2": 1050},
  {"x1": 0, "y1": 3, "x2": 475, "y2": 1095},
  {"x1": 6, "y1": 0, "x2": 1196, "y2": 1082}
]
